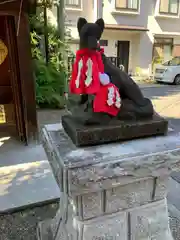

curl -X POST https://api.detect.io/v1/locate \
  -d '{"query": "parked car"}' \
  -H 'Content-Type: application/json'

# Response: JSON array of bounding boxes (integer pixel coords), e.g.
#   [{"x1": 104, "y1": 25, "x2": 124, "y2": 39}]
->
[{"x1": 154, "y1": 56, "x2": 180, "y2": 85}]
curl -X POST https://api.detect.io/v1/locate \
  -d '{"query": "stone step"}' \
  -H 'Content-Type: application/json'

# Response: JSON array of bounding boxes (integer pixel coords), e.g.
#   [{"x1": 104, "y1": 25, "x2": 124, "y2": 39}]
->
[{"x1": 0, "y1": 138, "x2": 60, "y2": 213}]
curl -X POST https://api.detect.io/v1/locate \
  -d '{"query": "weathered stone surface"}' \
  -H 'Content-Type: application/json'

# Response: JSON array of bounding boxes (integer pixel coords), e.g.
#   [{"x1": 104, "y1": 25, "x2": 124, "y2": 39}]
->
[
  {"x1": 61, "y1": 113, "x2": 168, "y2": 147},
  {"x1": 37, "y1": 219, "x2": 53, "y2": 240},
  {"x1": 130, "y1": 199, "x2": 173, "y2": 240},
  {"x1": 81, "y1": 211, "x2": 128, "y2": 240},
  {"x1": 154, "y1": 176, "x2": 169, "y2": 201},
  {"x1": 81, "y1": 192, "x2": 103, "y2": 220},
  {"x1": 105, "y1": 178, "x2": 154, "y2": 214},
  {"x1": 41, "y1": 124, "x2": 180, "y2": 196},
  {"x1": 50, "y1": 195, "x2": 78, "y2": 240},
  {"x1": 38, "y1": 123, "x2": 180, "y2": 240},
  {"x1": 167, "y1": 178, "x2": 180, "y2": 213}
]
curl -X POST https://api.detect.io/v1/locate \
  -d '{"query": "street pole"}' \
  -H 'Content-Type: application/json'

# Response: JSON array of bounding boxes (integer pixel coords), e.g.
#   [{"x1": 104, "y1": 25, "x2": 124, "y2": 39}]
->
[
  {"x1": 97, "y1": 0, "x2": 103, "y2": 19},
  {"x1": 57, "y1": 0, "x2": 65, "y2": 41},
  {"x1": 93, "y1": 0, "x2": 103, "y2": 21},
  {"x1": 57, "y1": 0, "x2": 68, "y2": 103},
  {"x1": 43, "y1": 0, "x2": 49, "y2": 64}
]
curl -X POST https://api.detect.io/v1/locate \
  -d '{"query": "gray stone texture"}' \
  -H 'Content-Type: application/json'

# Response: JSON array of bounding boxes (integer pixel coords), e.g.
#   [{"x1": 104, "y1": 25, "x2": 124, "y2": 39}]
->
[
  {"x1": 37, "y1": 124, "x2": 180, "y2": 240},
  {"x1": 81, "y1": 192, "x2": 103, "y2": 220},
  {"x1": 155, "y1": 176, "x2": 169, "y2": 201},
  {"x1": 81, "y1": 211, "x2": 128, "y2": 240},
  {"x1": 61, "y1": 113, "x2": 168, "y2": 147},
  {"x1": 105, "y1": 177, "x2": 154, "y2": 214},
  {"x1": 130, "y1": 199, "x2": 173, "y2": 240}
]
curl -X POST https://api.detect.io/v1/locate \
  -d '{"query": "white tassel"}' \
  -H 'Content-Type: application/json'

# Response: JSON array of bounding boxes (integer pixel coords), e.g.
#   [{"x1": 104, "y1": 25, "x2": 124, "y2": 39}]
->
[
  {"x1": 85, "y1": 58, "x2": 93, "y2": 87},
  {"x1": 115, "y1": 90, "x2": 121, "y2": 109},
  {"x1": 75, "y1": 59, "x2": 83, "y2": 88},
  {"x1": 107, "y1": 86, "x2": 121, "y2": 109},
  {"x1": 107, "y1": 86, "x2": 115, "y2": 106}
]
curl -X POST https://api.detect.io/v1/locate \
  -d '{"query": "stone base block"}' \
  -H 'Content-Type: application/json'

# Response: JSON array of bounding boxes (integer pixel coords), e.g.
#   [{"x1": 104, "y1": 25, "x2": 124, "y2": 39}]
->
[
  {"x1": 61, "y1": 113, "x2": 168, "y2": 147},
  {"x1": 38, "y1": 123, "x2": 180, "y2": 240},
  {"x1": 81, "y1": 211, "x2": 128, "y2": 240},
  {"x1": 129, "y1": 200, "x2": 173, "y2": 240},
  {"x1": 37, "y1": 220, "x2": 53, "y2": 240},
  {"x1": 37, "y1": 199, "x2": 173, "y2": 240}
]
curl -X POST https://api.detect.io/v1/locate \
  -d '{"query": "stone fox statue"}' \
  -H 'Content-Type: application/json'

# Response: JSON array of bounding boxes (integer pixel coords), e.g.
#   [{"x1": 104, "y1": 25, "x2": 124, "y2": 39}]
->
[{"x1": 72, "y1": 17, "x2": 154, "y2": 121}]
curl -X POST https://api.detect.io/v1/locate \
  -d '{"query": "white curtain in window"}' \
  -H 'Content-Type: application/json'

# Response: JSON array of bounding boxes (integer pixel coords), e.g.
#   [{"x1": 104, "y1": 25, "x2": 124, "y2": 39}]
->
[
  {"x1": 169, "y1": 0, "x2": 178, "y2": 13},
  {"x1": 65, "y1": 0, "x2": 79, "y2": 5},
  {"x1": 116, "y1": 0, "x2": 126, "y2": 8},
  {"x1": 163, "y1": 45, "x2": 172, "y2": 61},
  {"x1": 128, "y1": 0, "x2": 138, "y2": 9}
]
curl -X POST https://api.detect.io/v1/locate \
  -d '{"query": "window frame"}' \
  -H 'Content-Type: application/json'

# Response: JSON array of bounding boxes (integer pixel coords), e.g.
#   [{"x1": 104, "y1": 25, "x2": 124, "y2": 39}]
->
[
  {"x1": 159, "y1": 0, "x2": 180, "y2": 15},
  {"x1": 65, "y1": 0, "x2": 81, "y2": 8},
  {"x1": 115, "y1": 0, "x2": 139, "y2": 11},
  {"x1": 99, "y1": 40, "x2": 108, "y2": 47}
]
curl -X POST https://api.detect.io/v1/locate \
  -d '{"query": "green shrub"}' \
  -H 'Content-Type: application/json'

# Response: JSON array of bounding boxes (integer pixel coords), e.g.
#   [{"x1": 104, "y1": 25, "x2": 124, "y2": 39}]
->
[
  {"x1": 29, "y1": 2, "x2": 73, "y2": 109},
  {"x1": 34, "y1": 59, "x2": 66, "y2": 108}
]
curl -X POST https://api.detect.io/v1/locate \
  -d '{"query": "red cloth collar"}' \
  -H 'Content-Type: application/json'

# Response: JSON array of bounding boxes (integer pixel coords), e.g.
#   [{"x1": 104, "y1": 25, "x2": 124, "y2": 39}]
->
[
  {"x1": 69, "y1": 48, "x2": 121, "y2": 116},
  {"x1": 76, "y1": 48, "x2": 104, "y2": 56},
  {"x1": 69, "y1": 48, "x2": 104, "y2": 95}
]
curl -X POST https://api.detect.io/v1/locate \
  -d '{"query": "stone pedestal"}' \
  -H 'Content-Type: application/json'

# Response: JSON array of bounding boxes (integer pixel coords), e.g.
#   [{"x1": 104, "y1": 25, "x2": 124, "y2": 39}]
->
[
  {"x1": 37, "y1": 123, "x2": 180, "y2": 240},
  {"x1": 61, "y1": 113, "x2": 168, "y2": 147}
]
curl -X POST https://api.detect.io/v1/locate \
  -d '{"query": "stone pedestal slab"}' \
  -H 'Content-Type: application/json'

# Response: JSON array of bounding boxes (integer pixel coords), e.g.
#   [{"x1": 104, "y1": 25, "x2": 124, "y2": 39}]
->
[
  {"x1": 61, "y1": 113, "x2": 168, "y2": 147},
  {"x1": 37, "y1": 123, "x2": 180, "y2": 240}
]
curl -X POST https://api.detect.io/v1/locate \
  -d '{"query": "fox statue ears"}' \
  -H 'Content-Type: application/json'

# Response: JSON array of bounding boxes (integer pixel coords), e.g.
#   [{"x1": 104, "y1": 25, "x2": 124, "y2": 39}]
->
[
  {"x1": 77, "y1": 17, "x2": 87, "y2": 33},
  {"x1": 77, "y1": 18, "x2": 105, "y2": 34},
  {"x1": 95, "y1": 18, "x2": 105, "y2": 34}
]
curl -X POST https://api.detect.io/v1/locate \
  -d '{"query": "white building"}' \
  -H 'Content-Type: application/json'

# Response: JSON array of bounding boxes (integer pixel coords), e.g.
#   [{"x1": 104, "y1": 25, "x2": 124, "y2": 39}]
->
[{"x1": 50, "y1": 0, "x2": 180, "y2": 76}]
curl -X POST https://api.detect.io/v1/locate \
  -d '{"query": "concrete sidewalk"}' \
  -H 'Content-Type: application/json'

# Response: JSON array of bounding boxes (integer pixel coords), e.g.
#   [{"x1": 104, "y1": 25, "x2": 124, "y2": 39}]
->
[
  {"x1": 139, "y1": 83, "x2": 164, "y2": 88},
  {"x1": 0, "y1": 109, "x2": 64, "y2": 213},
  {"x1": 0, "y1": 138, "x2": 60, "y2": 213}
]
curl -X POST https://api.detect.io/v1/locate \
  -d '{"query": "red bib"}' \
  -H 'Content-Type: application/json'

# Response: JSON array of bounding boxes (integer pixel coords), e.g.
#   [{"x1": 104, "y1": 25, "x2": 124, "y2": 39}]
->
[
  {"x1": 70, "y1": 49, "x2": 104, "y2": 95},
  {"x1": 93, "y1": 83, "x2": 121, "y2": 116}
]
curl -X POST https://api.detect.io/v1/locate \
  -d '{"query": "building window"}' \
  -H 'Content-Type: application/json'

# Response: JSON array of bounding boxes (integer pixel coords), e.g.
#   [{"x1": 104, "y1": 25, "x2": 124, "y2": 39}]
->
[
  {"x1": 173, "y1": 45, "x2": 180, "y2": 56},
  {"x1": 99, "y1": 40, "x2": 108, "y2": 46},
  {"x1": 115, "y1": 0, "x2": 139, "y2": 10},
  {"x1": 65, "y1": 0, "x2": 81, "y2": 8},
  {"x1": 153, "y1": 38, "x2": 173, "y2": 64},
  {"x1": 159, "y1": 0, "x2": 179, "y2": 14}
]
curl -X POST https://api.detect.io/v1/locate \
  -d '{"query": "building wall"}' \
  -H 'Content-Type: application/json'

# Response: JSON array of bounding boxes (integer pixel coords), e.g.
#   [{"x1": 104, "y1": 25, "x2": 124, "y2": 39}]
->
[
  {"x1": 102, "y1": 30, "x2": 140, "y2": 73},
  {"x1": 150, "y1": 0, "x2": 180, "y2": 35},
  {"x1": 101, "y1": 0, "x2": 180, "y2": 74},
  {"x1": 102, "y1": 0, "x2": 150, "y2": 28},
  {"x1": 103, "y1": 0, "x2": 180, "y2": 36},
  {"x1": 69, "y1": 30, "x2": 140, "y2": 74},
  {"x1": 49, "y1": 0, "x2": 180, "y2": 75},
  {"x1": 64, "y1": 0, "x2": 94, "y2": 40}
]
